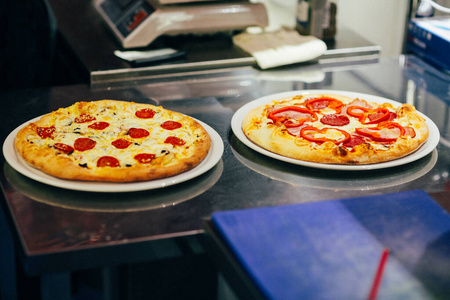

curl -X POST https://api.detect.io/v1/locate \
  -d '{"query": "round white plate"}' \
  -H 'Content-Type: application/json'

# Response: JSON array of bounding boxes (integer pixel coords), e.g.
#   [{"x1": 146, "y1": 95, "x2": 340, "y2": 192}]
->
[
  {"x1": 3, "y1": 117, "x2": 224, "y2": 192},
  {"x1": 231, "y1": 90, "x2": 440, "y2": 171}
]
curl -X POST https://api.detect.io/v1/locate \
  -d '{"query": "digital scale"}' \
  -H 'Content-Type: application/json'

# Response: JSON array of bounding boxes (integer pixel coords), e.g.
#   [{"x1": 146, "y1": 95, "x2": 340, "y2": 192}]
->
[{"x1": 94, "y1": 0, "x2": 268, "y2": 48}]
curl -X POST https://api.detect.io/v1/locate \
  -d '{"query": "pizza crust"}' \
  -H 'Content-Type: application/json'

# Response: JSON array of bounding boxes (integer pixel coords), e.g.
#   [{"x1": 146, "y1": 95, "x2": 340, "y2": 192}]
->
[
  {"x1": 242, "y1": 93, "x2": 429, "y2": 165},
  {"x1": 15, "y1": 100, "x2": 211, "y2": 182}
]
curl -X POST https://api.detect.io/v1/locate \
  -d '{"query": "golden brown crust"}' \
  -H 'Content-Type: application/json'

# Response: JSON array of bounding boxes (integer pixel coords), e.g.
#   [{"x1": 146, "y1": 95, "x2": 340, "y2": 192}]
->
[
  {"x1": 242, "y1": 93, "x2": 429, "y2": 165},
  {"x1": 15, "y1": 100, "x2": 211, "y2": 182}
]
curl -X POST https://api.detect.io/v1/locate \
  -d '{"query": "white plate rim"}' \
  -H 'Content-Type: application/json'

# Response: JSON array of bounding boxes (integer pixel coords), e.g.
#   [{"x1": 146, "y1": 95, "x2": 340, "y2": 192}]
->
[
  {"x1": 231, "y1": 89, "x2": 440, "y2": 171},
  {"x1": 3, "y1": 117, "x2": 224, "y2": 192}
]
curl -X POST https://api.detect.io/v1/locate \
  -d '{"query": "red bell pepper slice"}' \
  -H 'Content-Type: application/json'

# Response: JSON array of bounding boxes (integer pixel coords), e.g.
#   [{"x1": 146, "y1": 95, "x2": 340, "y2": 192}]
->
[
  {"x1": 347, "y1": 106, "x2": 390, "y2": 124},
  {"x1": 355, "y1": 122, "x2": 405, "y2": 143},
  {"x1": 268, "y1": 106, "x2": 317, "y2": 127},
  {"x1": 306, "y1": 97, "x2": 344, "y2": 114},
  {"x1": 300, "y1": 126, "x2": 351, "y2": 144}
]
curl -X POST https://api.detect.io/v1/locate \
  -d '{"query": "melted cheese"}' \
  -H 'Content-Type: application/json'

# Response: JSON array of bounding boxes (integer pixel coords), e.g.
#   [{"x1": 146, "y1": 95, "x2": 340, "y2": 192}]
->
[{"x1": 28, "y1": 103, "x2": 203, "y2": 169}]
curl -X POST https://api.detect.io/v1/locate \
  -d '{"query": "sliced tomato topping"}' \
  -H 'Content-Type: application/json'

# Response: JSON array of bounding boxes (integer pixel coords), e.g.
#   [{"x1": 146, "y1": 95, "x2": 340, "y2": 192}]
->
[
  {"x1": 74, "y1": 138, "x2": 96, "y2": 151},
  {"x1": 112, "y1": 138, "x2": 132, "y2": 149},
  {"x1": 135, "y1": 108, "x2": 155, "y2": 119},
  {"x1": 164, "y1": 136, "x2": 186, "y2": 146},
  {"x1": 161, "y1": 121, "x2": 182, "y2": 130},
  {"x1": 37, "y1": 126, "x2": 56, "y2": 139},
  {"x1": 134, "y1": 153, "x2": 156, "y2": 164},
  {"x1": 268, "y1": 106, "x2": 317, "y2": 127},
  {"x1": 53, "y1": 143, "x2": 74, "y2": 154},
  {"x1": 88, "y1": 121, "x2": 109, "y2": 130},
  {"x1": 347, "y1": 106, "x2": 390, "y2": 124},
  {"x1": 128, "y1": 128, "x2": 149, "y2": 138},
  {"x1": 300, "y1": 126, "x2": 351, "y2": 144},
  {"x1": 97, "y1": 156, "x2": 120, "y2": 167},
  {"x1": 306, "y1": 97, "x2": 344, "y2": 114},
  {"x1": 75, "y1": 114, "x2": 96, "y2": 123},
  {"x1": 355, "y1": 122, "x2": 405, "y2": 143}
]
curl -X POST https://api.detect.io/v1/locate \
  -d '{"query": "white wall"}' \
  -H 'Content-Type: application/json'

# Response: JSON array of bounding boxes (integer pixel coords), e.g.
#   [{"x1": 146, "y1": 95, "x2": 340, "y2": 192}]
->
[
  {"x1": 336, "y1": 0, "x2": 410, "y2": 56},
  {"x1": 336, "y1": 0, "x2": 450, "y2": 56}
]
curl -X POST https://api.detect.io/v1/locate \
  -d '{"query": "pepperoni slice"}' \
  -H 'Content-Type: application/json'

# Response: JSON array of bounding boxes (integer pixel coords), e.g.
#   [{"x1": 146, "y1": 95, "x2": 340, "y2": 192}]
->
[
  {"x1": 164, "y1": 136, "x2": 186, "y2": 146},
  {"x1": 161, "y1": 121, "x2": 182, "y2": 130},
  {"x1": 343, "y1": 135, "x2": 366, "y2": 148},
  {"x1": 88, "y1": 122, "x2": 109, "y2": 130},
  {"x1": 75, "y1": 114, "x2": 96, "y2": 123},
  {"x1": 74, "y1": 138, "x2": 96, "y2": 151},
  {"x1": 320, "y1": 114, "x2": 350, "y2": 126},
  {"x1": 53, "y1": 143, "x2": 74, "y2": 154},
  {"x1": 37, "y1": 126, "x2": 56, "y2": 139},
  {"x1": 306, "y1": 97, "x2": 344, "y2": 114},
  {"x1": 134, "y1": 153, "x2": 156, "y2": 164},
  {"x1": 128, "y1": 128, "x2": 149, "y2": 138},
  {"x1": 112, "y1": 138, "x2": 132, "y2": 149},
  {"x1": 135, "y1": 108, "x2": 155, "y2": 119},
  {"x1": 367, "y1": 109, "x2": 389, "y2": 122},
  {"x1": 97, "y1": 156, "x2": 120, "y2": 167}
]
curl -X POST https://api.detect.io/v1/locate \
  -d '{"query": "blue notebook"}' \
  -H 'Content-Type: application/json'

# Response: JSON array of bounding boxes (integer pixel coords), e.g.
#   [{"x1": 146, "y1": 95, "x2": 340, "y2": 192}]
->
[{"x1": 212, "y1": 190, "x2": 450, "y2": 300}]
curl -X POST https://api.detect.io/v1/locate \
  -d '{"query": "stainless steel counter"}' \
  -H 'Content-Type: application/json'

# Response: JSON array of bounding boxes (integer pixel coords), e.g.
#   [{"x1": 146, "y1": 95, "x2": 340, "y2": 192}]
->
[
  {"x1": 48, "y1": 0, "x2": 381, "y2": 86},
  {"x1": 1, "y1": 55, "x2": 449, "y2": 299}
]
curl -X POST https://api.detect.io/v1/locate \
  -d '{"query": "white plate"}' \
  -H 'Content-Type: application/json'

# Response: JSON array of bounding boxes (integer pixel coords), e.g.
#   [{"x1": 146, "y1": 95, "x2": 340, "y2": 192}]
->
[
  {"x1": 3, "y1": 117, "x2": 224, "y2": 192},
  {"x1": 231, "y1": 90, "x2": 440, "y2": 171}
]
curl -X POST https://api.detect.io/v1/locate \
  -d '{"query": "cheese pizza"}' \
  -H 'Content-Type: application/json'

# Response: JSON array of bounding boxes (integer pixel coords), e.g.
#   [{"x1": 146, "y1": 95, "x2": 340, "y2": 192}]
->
[
  {"x1": 242, "y1": 93, "x2": 429, "y2": 165},
  {"x1": 15, "y1": 100, "x2": 211, "y2": 182}
]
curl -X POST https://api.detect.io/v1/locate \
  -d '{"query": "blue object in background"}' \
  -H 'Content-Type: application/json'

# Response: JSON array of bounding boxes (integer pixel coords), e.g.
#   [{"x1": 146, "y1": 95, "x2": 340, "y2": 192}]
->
[{"x1": 212, "y1": 190, "x2": 450, "y2": 300}]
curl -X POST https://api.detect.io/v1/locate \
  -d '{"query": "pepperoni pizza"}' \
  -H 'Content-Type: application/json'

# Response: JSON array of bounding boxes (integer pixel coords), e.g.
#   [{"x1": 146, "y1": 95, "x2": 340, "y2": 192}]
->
[
  {"x1": 242, "y1": 93, "x2": 429, "y2": 165},
  {"x1": 15, "y1": 100, "x2": 211, "y2": 182}
]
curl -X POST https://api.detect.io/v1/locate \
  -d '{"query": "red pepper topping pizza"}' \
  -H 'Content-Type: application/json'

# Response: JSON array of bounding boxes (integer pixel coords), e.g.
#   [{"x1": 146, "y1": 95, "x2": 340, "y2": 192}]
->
[
  {"x1": 15, "y1": 100, "x2": 211, "y2": 182},
  {"x1": 242, "y1": 93, "x2": 429, "y2": 165}
]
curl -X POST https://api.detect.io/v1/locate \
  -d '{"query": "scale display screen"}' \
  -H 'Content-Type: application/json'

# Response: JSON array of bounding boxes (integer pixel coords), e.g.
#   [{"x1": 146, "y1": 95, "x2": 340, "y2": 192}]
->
[
  {"x1": 96, "y1": 0, "x2": 268, "y2": 48},
  {"x1": 100, "y1": 0, "x2": 155, "y2": 37}
]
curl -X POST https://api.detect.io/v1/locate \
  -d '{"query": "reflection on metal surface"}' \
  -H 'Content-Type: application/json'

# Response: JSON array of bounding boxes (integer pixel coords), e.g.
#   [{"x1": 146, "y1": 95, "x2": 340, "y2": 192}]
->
[
  {"x1": 4, "y1": 160, "x2": 223, "y2": 212},
  {"x1": 440, "y1": 137, "x2": 450, "y2": 148},
  {"x1": 230, "y1": 133, "x2": 437, "y2": 191}
]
